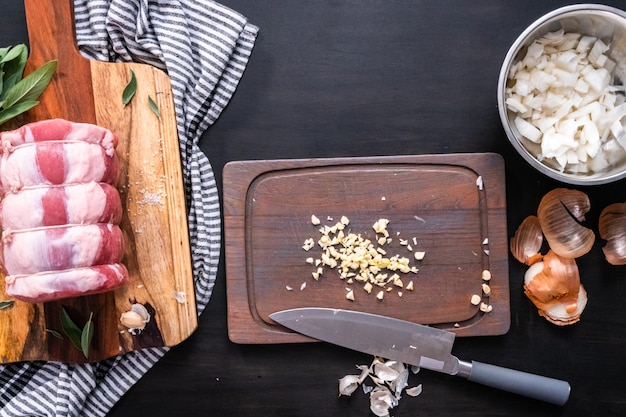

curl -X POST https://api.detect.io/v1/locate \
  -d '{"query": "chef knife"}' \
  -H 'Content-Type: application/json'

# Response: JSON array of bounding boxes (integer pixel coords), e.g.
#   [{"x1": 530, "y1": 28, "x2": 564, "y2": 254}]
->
[{"x1": 269, "y1": 307, "x2": 570, "y2": 406}]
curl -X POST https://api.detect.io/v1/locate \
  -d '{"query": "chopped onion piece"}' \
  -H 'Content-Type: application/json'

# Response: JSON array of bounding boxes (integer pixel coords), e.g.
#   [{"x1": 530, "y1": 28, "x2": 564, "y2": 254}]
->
[{"x1": 514, "y1": 117, "x2": 542, "y2": 143}]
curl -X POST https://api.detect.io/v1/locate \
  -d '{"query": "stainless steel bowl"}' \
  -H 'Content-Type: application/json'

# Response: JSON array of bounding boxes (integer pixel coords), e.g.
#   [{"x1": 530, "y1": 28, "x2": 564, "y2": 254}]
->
[{"x1": 498, "y1": 4, "x2": 626, "y2": 185}]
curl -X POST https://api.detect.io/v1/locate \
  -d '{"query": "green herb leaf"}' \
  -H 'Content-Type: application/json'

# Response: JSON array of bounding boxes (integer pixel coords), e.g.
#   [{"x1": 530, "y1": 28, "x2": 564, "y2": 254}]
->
[
  {"x1": 0, "y1": 47, "x2": 10, "y2": 61},
  {"x1": 59, "y1": 307, "x2": 83, "y2": 351},
  {"x1": 0, "y1": 44, "x2": 27, "y2": 65},
  {"x1": 122, "y1": 70, "x2": 137, "y2": 105},
  {"x1": 80, "y1": 313, "x2": 94, "y2": 359},
  {"x1": 2, "y1": 60, "x2": 57, "y2": 109},
  {"x1": 0, "y1": 300, "x2": 14, "y2": 310},
  {"x1": 0, "y1": 44, "x2": 28, "y2": 100},
  {"x1": 46, "y1": 329, "x2": 64, "y2": 340},
  {"x1": 148, "y1": 95, "x2": 160, "y2": 119},
  {"x1": 0, "y1": 100, "x2": 39, "y2": 125}
]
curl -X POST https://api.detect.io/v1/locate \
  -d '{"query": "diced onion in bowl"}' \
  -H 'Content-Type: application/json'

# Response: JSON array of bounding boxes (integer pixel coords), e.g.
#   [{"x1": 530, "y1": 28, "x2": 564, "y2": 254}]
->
[{"x1": 505, "y1": 29, "x2": 626, "y2": 174}]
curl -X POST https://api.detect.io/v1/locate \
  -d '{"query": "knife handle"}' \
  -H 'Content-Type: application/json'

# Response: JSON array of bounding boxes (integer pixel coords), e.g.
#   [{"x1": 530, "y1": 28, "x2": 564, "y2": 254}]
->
[{"x1": 458, "y1": 360, "x2": 570, "y2": 406}]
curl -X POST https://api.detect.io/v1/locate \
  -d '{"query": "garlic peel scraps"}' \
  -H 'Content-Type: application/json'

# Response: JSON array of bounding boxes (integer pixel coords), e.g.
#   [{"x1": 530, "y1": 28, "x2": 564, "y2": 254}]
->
[
  {"x1": 537, "y1": 188, "x2": 594, "y2": 258},
  {"x1": 599, "y1": 203, "x2": 626, "y2": 265},
  {"x1": 339, "y1": 357, "x2": 421, "y2": 416}
]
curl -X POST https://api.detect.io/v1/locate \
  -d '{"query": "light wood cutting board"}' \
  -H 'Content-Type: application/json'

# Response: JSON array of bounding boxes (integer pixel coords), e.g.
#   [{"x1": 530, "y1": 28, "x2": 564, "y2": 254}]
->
[{"x1": 0, "y1": 0, "x2": 196, "y2": 363}]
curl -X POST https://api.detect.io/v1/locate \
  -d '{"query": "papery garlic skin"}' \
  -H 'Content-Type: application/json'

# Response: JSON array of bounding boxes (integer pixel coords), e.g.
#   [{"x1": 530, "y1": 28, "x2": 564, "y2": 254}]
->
[
  {"x1": 537, "y1": 188, "x2": 594, "y2": 258},
  {"x1": 369, "y1": 386, "x2": 396, "y2": 417},
  {"x1": 338, "y1": 357, "x2": 421, "y2": 415},
  {"x1": 372, "y1": 360, "x2": 401, "y2": 382},
  {"x1": 338, "y1": 375, "x2": 361, "y2": 396},
  {"x1": 405, "y1": 384, "x2": 423, "y2": 397}
]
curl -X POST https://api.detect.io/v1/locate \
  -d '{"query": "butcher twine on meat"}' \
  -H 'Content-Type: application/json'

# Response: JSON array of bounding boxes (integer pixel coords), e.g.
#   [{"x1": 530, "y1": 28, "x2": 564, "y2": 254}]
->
[{"x1": 0, "y1": 119, "x2": 129, "y2": 303}]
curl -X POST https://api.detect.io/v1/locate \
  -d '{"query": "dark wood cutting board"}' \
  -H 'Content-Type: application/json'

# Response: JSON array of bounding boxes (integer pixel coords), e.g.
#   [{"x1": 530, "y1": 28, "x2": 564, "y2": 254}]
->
[
  {"x1": 224, "y1": 153, "x2": 510, "y2": 344},
  {"x1": 0, "y1": 0, "x2": 196, "y2": 363}
]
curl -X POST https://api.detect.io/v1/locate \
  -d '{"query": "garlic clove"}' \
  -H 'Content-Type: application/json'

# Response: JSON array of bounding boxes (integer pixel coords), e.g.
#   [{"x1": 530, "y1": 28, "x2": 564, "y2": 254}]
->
[
  {"x1": 537, "y1": 188, "x2": 595, "y2": 258},
  {"x1": 599, "y1": 203, "x2": 626, "y2": 265},
  {"x1": 120, "y1": 303, "x2": 150, "y2": 333},
  {"x1": 510, "y1": 215, "x2": 544, "y2": 265}
]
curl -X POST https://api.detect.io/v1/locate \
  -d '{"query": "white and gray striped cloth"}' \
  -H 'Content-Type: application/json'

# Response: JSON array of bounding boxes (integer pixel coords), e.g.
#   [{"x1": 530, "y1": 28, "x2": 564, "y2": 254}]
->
[{"x1": 0, "y1": 1, "x2": 258, "y2": 415}]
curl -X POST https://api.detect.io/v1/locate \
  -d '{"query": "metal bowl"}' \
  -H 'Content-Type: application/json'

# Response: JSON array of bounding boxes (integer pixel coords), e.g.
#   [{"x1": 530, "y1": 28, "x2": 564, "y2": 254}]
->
[{"x1": 498, "y1": 4, "x2": 626, "y2": 185}]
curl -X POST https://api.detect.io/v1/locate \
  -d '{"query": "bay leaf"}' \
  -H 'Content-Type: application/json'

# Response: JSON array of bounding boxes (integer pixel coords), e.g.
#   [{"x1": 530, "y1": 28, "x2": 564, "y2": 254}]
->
[
  {"x1": 122, "y1": 69, "x2": 137, "y2": 105},
  {"x1": 2, "y1": 60, "x2": 57, "y2": 109}
]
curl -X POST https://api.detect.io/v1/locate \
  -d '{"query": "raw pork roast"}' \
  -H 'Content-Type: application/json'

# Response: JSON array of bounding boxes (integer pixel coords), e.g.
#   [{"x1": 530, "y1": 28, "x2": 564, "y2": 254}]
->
[{"x1": 0, "y1": 118, "x2": 128, "y2": 302}]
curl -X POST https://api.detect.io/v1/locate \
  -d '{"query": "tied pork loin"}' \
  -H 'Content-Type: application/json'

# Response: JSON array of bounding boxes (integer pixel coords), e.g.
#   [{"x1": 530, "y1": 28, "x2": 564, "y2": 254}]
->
[
  {"x1": 0, "y1": 182, "x2": 122, "y2": 230},
  {"x1": 0, "y1": 141, "x2": 120, "y2": 194},
  {"x1": 6, "y1": 264, "x2": 128, "y2": 304},
  {"x1": 0, "y1": 118, "x2": 118, "y2": 156},
  {"x1": 2, "y1": 224, "x2": 125, "y2": 275},
  {"x1": 0, "y1": 119, "x2": 129, "y2": 303}
]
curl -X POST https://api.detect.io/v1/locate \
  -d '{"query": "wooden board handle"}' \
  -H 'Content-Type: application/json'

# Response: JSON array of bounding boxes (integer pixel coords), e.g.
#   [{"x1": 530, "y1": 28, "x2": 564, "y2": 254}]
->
[{"x1": 23, "y1": 0, "x2": 96, "y2": 122}]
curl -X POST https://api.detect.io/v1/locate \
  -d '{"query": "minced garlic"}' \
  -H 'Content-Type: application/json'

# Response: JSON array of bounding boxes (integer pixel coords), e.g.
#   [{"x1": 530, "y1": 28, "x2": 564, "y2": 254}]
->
[{"x1": 303, "y1": 216, "x2": 425, "y2": 300}]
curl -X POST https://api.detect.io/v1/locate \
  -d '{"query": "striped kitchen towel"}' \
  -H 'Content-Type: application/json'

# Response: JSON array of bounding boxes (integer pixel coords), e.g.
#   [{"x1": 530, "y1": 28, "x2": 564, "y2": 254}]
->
[{"x1": 0, "y1": 0, "x2": 258, "y2": 415}]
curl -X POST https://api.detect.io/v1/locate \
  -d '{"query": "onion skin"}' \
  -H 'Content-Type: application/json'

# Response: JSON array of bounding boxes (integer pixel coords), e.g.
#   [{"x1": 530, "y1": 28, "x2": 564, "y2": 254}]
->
[
  {"x1": 523, "y1": 250, "x2": 585, "y2": 325},
  {"x1": 537, "y1": 188, "x2": 595, "y2": 259},
  {"x1": 599, "y1": 203, "x2": 626, "y2": 265},
  {"x1": 510, "y1": 215, "x2": 543, "y2": 265},
  {"x1": 538, "y1": 285, "x2": 587, "y2": 326}
]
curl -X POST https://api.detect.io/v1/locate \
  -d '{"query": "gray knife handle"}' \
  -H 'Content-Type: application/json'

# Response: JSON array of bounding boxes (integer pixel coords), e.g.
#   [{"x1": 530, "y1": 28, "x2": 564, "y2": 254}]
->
[{"x1": 457, "y1": 360, "x2": 570, "y2": 406}]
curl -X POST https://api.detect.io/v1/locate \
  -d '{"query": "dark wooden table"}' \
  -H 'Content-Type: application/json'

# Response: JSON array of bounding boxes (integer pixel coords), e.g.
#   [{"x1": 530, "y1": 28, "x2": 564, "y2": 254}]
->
[{"x1": 2, "y1": 1, "x2": 626, "y2": 416}]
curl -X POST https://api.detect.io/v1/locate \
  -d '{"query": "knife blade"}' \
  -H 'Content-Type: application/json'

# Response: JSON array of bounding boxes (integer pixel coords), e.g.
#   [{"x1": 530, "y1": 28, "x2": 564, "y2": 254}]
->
[{"x1": 269, "y1": 307, "x2": 570, "y2": 406}]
